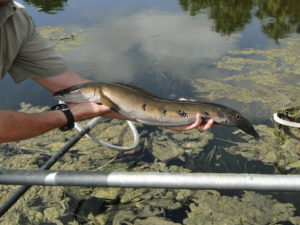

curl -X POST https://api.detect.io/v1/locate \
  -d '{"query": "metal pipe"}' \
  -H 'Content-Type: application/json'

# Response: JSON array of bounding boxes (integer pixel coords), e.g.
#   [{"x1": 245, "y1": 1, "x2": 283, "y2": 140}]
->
[
  {"x1": 0, "y1": 118, "x2": 100, "y2": 217},
  {"x1": 1, "y1": 170, "x2": 300, "y2": 191}
]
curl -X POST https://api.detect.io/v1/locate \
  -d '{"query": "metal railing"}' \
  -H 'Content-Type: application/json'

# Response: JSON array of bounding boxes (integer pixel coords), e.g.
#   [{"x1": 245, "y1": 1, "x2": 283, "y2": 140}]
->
[{"x1": 1, "y1": 170, "x2": 300, "y2": 191}]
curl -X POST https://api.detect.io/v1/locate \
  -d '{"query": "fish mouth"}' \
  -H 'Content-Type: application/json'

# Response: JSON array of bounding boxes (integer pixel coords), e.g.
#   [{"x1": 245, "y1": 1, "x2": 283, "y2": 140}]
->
[
  {"x1": 204, "y1": 117, "x2": 259, "y2": 138},
  {"x1": 237, "y1": 116, "x2": 259, "y2": 138}
]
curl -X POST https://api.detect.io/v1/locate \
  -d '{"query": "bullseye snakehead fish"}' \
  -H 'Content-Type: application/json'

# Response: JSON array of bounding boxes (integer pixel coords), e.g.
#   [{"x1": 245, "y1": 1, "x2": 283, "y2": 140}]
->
[{"x1": 53, "y1": 82, "x2": 259, "y2": 137}]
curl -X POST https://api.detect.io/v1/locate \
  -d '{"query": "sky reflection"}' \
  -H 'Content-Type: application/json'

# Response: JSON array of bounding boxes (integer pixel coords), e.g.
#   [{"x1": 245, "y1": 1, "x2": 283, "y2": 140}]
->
[
  {"x1": 0, "y1": 0, "x2": 281, "y2": 109},
  {"x1": 65, "y1": 10, "x2": 238, "y2": 82}
]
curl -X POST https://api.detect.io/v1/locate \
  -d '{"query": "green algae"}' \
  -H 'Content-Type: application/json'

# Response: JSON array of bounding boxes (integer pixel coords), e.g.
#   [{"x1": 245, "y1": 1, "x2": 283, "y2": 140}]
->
[
  {"x1": 192, "y1": 37, "x2": 300, "y2": 171},
  {"x1": 194, "y1": 78, "x2": 295, "y2": 111},
  {"x1": 183, "y1": 191, "x2": 300, "y2": 225},
  {"x1": 38, "y1": 26, "x2": 86, "y2": 52},
  {"x1": 223, "y1": 124, "x2": 300, "y2": 171},
  {"x1": 2, "y1": 34, "x2": 300, "y2": 224},
  {"x1": 150, "y1": 129, "x2": 213, "y2": 161},
  {"x1": 134, "y1": 217, "x2": 181, "y2": 225},
  {"x1": 274, "y1": 106, "x2": 300, "y2": 145},
  {"x1": 194, "y1": 38, "x2": 300, "y2": 112},
  {"x1": 1, "y1": 98, "x2": 300, "y2": 225}
]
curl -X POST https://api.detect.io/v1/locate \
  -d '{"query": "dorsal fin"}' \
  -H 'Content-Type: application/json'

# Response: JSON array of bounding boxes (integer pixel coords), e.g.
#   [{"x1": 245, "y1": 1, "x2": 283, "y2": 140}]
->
[{"x1": 113, "y1": 82, "x2": 160, "y2": 98}]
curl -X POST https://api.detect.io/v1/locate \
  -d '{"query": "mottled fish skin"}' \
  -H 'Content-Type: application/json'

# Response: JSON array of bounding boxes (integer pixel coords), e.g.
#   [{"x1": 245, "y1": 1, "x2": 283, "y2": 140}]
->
[{"x1": 53, "y1": 82, "x2": 259, "y2": 137}]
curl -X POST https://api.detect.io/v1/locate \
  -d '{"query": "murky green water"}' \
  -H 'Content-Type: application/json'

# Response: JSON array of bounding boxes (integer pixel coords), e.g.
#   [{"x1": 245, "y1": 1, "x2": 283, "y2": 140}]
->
[{"x1": 1, "y1": 0, "x2": 300, "y2": 224}]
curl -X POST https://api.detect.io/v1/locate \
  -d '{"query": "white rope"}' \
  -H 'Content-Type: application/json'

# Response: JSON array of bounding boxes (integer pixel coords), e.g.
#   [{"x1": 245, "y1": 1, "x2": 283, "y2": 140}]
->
[
  {"x1": 273, "y1": 113, "x2": 300, "y2": 128},
  {"x1": 75, "y1": 117, "x2": 139, "y2": 151}
]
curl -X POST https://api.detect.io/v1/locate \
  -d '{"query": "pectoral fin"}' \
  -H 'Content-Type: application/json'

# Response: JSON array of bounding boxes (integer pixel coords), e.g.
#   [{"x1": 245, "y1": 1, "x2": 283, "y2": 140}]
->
[{"x1": 100, "y1": 91, "x2": 119, "y2": 111}]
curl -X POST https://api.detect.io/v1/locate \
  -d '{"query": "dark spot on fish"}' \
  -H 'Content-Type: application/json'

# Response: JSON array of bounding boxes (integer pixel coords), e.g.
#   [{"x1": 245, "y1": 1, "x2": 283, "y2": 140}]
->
[
  {"x1": 204, "y1": 111, "x2": 210, "y2": 116},
  {"x1": 159, "y1": 108, "x2": 167, "y2": 116},
  {"x1": 177, "y1": 109, "x2": 188, "y2": 118},
  {"x1": 142, "y1": 104, "x2": 147, "y2": 111}
]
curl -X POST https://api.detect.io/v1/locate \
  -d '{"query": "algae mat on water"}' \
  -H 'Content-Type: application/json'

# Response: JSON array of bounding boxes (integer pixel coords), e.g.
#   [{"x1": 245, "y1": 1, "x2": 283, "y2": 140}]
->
[
  {"x1": 38, "y1": 26, "x2": 86, "y2": 52},
  {"x1": 1, "y1": 104, "x2": 300, "y2": 224},
  {"x1": 193, "y1": 37, "x2": 300, "y2": 171},
  {"x1": 195, "y1": 38, "x2": 300, "y2": 111},
  {"x1": 1, "y1": 34, "x2": 300, "y2": 224}
]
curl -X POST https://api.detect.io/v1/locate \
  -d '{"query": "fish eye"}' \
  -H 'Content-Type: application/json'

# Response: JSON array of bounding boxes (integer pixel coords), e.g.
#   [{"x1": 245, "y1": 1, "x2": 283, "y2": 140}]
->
[{"x1": 235, "y1": 114, "x2": 241, "y2": 120}]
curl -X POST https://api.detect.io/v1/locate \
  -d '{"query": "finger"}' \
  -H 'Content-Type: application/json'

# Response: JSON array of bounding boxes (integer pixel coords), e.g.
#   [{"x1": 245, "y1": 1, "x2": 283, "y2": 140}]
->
[
  {"x1": 200, "y1": 118, "x2": 214, "y2": 131},
  {"x1": 189, "y1": 113, "x2": 202, "y2": 129},
  {"x1": 93, "y1": 102, "x2": 111, "y2": 111},
  {"x1": 179, "y1": 113, "x2": 203, "y2": 130}
]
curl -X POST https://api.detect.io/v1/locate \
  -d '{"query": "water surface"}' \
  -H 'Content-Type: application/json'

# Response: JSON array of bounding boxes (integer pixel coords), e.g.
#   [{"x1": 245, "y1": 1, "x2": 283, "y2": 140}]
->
[{"x1": 1, "y1": 0, "x2": 300, "y2": 223}]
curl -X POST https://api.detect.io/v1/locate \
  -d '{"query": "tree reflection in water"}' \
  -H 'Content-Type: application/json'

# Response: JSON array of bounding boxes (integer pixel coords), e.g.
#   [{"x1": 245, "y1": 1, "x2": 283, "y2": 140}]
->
[
  {"x1": 179, "y1": 0, "x2": 300, "y2": 41},
  {"x1": 23, "y1": 0, "x2": 68, "y2": 14},
  {"x1": 23, "y1": 0, "x2": 300, "y2": 41}
]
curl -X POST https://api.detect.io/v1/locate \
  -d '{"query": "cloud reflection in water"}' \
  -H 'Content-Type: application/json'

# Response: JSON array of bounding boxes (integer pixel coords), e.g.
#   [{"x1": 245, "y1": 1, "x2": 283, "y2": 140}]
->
[{"x1": 65, "y1": 10, "x2": 238, "y2": 82}]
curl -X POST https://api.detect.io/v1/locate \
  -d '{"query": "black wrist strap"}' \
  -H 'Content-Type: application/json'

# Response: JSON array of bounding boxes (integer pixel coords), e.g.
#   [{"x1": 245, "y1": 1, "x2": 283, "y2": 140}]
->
[{"x1": 51, "y1": 104, "x2": 75, "y2": 131}]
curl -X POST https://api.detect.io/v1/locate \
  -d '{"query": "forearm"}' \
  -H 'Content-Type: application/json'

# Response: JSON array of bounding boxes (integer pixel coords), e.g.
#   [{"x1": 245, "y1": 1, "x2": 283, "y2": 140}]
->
[
  {"x1": 33, "y1": 70, "x2": 90, "y2": 93},
  {"x1": 0, "y1": 110, "x2": 67, "y2": 143}
]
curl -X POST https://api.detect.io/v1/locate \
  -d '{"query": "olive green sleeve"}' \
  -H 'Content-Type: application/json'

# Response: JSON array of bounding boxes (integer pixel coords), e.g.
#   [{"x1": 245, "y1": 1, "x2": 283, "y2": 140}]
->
[{"x1": 8, "y1": 10, "x2": 69, "y2": 83}]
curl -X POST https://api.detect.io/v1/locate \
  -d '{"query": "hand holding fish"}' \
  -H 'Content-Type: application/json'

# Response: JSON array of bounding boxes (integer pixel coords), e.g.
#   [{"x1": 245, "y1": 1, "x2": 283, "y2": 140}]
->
[
  {"x1": 67, "y1": 102, "x2": 111, "y2": 121},
  {"x1": 162, "y1": 113, "x2": 214, "y2": 131},
  {"x1": 164, "y1": 98, "x2": 214, "y2": 131}
]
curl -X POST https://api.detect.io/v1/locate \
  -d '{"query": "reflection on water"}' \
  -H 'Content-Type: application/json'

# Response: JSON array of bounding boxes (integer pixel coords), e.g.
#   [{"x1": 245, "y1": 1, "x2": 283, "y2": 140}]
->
[
  {"x1": 23, "y1": 0, "x2": 300, "y2": 41},
  {"x1": 179, "y1": 0, "x2": 300, "y2": 41},
  {"x1": 256, "y1": 0, "x2": 300, "y2": 41},
  {"x1": 65, "y1": 11, "x2": 237, "y2": 84},
  {"x1": 179, "y1": 0, "x2": 253, "y2": 35},
  {"x1": 3, "y1": 0, "x2": 300, "y2": 109},
  {"x1": 23, "y1": 0, "x2": 68, "y2": 14}
]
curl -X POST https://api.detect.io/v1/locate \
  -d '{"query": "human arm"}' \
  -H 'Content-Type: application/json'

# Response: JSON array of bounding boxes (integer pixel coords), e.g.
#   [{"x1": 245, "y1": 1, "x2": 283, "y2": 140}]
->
[
  {"x1": 0, "y1": 109, "x2": 68, "y2": 143},
  {"x1": 0, "y1": 71, "x2": 127, "y2": 143},
  {"x1": 0, "y1": 102, "x2": 112, "y2": 144}
]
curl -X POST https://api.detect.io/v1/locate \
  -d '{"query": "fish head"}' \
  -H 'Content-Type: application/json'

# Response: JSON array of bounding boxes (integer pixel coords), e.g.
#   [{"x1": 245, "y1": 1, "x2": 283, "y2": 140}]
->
[
  {"x1": 235, "y1": 115, "x2": 259, "y2": 138},
  {"x1": 209, "y1": 105, "x2": 259, "y2": 138}
]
